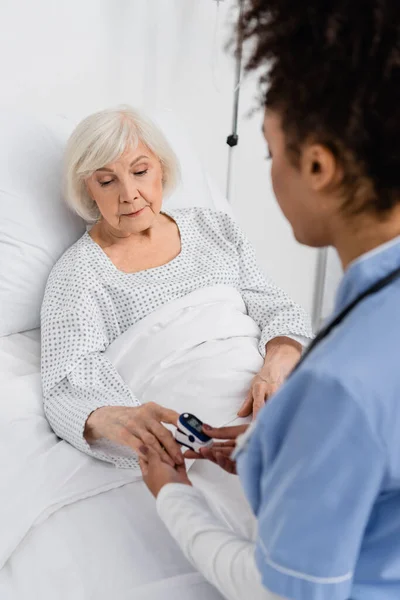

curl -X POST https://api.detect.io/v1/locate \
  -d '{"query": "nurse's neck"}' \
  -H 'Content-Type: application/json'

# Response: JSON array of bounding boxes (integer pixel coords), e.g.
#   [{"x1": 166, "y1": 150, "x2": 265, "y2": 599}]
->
[{"x1": 333, "y1": 203, "x2": 400, "y2": 270}]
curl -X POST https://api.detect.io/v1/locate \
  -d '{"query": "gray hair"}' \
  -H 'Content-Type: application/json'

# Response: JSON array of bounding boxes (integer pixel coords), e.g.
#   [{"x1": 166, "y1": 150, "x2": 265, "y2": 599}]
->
[{"x1": 64, "y1": 106, "x2": 180, "y2": 222}]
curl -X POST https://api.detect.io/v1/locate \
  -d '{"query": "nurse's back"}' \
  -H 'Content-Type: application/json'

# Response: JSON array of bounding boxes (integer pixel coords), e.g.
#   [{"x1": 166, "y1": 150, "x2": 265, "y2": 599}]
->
[{"x1": 316, "y1": 242, "x2": 400, "y2": 598}]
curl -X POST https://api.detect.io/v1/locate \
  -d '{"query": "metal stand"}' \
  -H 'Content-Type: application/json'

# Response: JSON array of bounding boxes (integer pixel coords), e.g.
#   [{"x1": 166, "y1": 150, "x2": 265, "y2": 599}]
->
[
  {"x1": 217, "y1": 0, "x2": 328, "y2": 327},
  {"x1": 312, "y1": 248, "x2": 328, "y2": 331},
  {"x1": 226, "y1": 0, "x2": 244, "y2": 202}
]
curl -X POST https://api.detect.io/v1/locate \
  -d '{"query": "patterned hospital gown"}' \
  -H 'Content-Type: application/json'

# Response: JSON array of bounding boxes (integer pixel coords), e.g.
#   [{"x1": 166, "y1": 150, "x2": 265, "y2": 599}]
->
[{"x1": 41, "y1": 208, "x2": 313, "y2": 468}]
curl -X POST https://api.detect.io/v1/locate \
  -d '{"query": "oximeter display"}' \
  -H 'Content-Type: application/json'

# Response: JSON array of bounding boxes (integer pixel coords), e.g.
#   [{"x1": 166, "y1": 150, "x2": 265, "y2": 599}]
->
[{"x1": 187, "y1": 416, "x2": 203, "y2": 432}]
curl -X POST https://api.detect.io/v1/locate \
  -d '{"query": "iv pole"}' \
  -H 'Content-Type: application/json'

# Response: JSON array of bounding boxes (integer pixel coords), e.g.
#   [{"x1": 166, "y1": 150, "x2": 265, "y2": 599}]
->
[
  {"x1": 312, "y1": 248, "x2": 328, "y2": 331},
  {"x1": 217, "y1": 0, "x2": 327, "y2": 328},
  {"x1": 226, "y1": 0, "x2": 244, "y2": 202}
]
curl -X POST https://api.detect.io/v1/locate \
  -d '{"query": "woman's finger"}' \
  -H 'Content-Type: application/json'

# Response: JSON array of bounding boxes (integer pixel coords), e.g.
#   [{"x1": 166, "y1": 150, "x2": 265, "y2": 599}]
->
[
  {"x1": 117, "y1": 425, "x2": 145, "y2": 453},
  {"x1": 202, "y1": 424, "x2": 249, "y2": 440},
  {"x1": 252, "y1": 381, "x2": 269, "y2": 406},
  {"x1": 149, "y1": 421, "x2": 184, "y2": 465},
  {"x1": 199, "y1": 446, "x2": 236, "y2": 464},
  {"x1": 237, "y1": 390, "x2": 253, "y2": 418},
  {"x1": 217, "y1": 446, "x2": 236, "y2": 456},
  {"x1": 184, "y1": 440, "x2": 237, "y2": 460},
  {"x1": 138, "y1": 456, "x2": 149, "y2": 476},
  {"x1": 209, "y1": 446, "x2": 235, "y2": 459},
  {"x1": 252, "y1": 395, "x2": 266, "y2": 420},
  {"x1": 199, "y1": 447, "x2": 218, "y2": 463},
  {"x1": 212, "y1": 441, "x2": 237, "y2": 449},
  {"x1": 140, "y1": 443, "x2": 165, "y2": 467},
  {"x1": 183, "y1": 449, "x2": 202, "y2": 459},
  {"x1": 267, "y1": 382, "x2": 280, "y2": 399},
  {"x1": 114, "y1": 420, "x2": 173, "y2": 465},
  {"x1": 175, "y1": 462, "x2": 189, "y2": 477},
  {"x1": 144, "y1": 444, "x2": 163, "y2": 462},
  {"x1": 138, "y1": 428, "x2": 175, "y2": 467},
  {"x1": 116, "y1": 429, "x2": 159, "y2": 464},
  {"x1": 185, "y1": 448, "x2": 228, "y2": 463},
  {"x1": 215, "y1": 452, "x2": 237, "y2": 474},
  {"x1": 252, "y1": 403, "x2": 262, "y2": 420},
  {"x1": 250, "y1": 382, "x2": 268, "y2": 419},
  {"x1": 181, "y1": 442, "x2": 237, "y2": 461},
  {"x1": 156, "y1": 405, "x2": 180, "y2": 427},
  {"x1": 203, "y1": 452, "x2": 218, "y2": 464}
]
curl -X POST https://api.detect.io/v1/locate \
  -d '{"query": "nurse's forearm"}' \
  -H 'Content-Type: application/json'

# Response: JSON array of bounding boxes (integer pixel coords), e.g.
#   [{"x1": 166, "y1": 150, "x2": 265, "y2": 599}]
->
[{"x1": 157, "y1": 483, "x2": 286, "y2": 600}]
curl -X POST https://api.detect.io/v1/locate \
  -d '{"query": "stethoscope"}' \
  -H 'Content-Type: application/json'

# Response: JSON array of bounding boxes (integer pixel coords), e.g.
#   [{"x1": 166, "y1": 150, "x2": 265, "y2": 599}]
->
[
  {"x1": 232, "y1": 264, "x2": 400, "y2": 460},
  {"x1": 293, "y1": 264, "x2": 400, "y2": 373}
]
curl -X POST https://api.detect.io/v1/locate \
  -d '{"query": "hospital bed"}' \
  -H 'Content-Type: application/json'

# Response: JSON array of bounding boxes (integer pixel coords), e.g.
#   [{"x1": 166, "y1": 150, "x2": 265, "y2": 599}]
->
[{"x1": 0, "y1": 109, "x2": 256, "y2": 600}]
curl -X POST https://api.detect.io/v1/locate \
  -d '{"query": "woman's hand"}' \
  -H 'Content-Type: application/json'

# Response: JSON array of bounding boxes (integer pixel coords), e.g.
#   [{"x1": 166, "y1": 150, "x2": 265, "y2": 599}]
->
[
  {"x1": 185, "y1": 424, "x2": 249, "y2": 475},
  {"x1": 238, "y1": 336, "x2": 302, "y2": 420},
  {"x1": 84, "y1": 402, "x2": 183, "y2": 467},
  {"x1": 139, "y1": 445, "x2": 192, "y2": 498}
]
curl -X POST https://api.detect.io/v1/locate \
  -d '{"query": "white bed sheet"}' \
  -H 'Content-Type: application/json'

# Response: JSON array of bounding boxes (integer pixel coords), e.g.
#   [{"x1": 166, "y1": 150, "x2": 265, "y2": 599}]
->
[
  {"x1": 0, "y1": 329, "x2": 256, "y2": 600},
  {"x1": 0, "y1": 329, "x2": 41, "y2": 380},
  {"x1": 1, "y1": 464, "x2": 249, "y2": 600}
]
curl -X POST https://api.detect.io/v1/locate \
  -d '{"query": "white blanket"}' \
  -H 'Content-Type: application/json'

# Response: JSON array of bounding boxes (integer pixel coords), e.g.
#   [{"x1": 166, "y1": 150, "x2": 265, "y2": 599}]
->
[
  {"x1": 0, "y1": 285, "x2": 262, "y2": 579},
  {"x1": 107, "y1": 284, "x2": 263, "y2": 440}
]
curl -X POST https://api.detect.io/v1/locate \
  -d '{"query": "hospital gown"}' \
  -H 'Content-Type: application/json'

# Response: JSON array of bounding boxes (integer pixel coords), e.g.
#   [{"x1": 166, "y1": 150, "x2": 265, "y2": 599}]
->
[{"x1": 41, "y1": 207, "x2": 312, "y2": 468}]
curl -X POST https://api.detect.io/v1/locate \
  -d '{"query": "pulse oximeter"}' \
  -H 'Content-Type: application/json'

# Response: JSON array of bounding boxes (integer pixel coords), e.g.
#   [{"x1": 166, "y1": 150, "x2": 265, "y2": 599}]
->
[{"x1": 175, "y1": 413, "x2": 214, "y2": 453}]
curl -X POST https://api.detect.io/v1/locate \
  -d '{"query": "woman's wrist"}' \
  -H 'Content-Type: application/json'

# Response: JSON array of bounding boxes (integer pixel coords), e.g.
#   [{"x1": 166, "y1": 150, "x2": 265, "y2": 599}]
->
[
  {"x1": 265, "y1": 336, "x2": 302, "y2": 359},
  {"x1": 84, "y1": 407, "x2": 107, "y2": 443}
]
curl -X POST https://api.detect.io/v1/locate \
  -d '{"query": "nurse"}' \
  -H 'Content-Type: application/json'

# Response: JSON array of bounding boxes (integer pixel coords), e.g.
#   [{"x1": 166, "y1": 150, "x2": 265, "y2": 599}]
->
[{"x1": 139, "y1": 1, "x2": 400, "y2": 599}]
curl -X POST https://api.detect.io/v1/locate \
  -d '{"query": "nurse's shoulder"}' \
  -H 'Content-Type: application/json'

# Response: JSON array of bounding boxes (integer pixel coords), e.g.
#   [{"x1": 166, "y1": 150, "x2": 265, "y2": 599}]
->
[{"x1": 306, "y1": 284, "x2": 400, "y2": 464}]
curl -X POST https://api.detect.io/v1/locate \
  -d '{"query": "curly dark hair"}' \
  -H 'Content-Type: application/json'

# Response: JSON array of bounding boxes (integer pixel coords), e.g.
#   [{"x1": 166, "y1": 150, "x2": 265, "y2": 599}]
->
[{"x1": 239, "y1": 0, "x2": 400, "y2": 213}]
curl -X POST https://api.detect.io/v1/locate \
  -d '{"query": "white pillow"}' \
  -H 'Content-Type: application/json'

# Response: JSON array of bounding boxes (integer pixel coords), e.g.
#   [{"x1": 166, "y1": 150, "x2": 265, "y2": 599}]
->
[
  {"x1": 0, "y1": 108, "x2": 230, "y2": 337},
  {"x1": 0, "y1": 111, "x2": 85, "y2": 337}
]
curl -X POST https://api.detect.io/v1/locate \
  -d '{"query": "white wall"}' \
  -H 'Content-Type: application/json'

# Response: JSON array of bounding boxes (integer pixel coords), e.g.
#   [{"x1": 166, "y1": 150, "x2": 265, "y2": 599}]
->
[
  {"x1": 230, "y1": 71, "x2": 317, "y2": 311},
  {"x1": 0, "y1": 0, "x2": 316, "y2": 313}
]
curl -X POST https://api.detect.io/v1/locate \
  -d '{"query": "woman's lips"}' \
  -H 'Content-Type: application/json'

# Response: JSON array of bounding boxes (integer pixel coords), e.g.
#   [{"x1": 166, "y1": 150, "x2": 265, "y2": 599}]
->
[{"x1": 123, "y1": 206, "x2": 147, "y2": 218}]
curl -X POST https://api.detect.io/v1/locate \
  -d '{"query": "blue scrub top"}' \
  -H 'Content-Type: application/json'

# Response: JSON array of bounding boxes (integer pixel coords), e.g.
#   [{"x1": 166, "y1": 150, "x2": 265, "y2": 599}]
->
[{"x1": 238, "y1": 238, "x2": 400, "y2": 600}]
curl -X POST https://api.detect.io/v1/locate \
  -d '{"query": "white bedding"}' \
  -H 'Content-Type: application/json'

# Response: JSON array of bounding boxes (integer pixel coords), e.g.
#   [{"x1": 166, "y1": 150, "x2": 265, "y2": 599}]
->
[
  {"x1": 0, "y1": 328, "x2": 41, "y2": 379},
  {"x1": 0, "y1": 285, "x2": 261, "y2": 599}
]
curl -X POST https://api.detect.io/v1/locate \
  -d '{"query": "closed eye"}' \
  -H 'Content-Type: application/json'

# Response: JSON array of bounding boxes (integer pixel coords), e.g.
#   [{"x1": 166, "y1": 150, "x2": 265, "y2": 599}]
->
[
  {"x1": 99, "y1": 180, "x2": 113, "y2": 187},
  {"x1": 135, "y1": 169, "x2": 148, "y2": 176}
]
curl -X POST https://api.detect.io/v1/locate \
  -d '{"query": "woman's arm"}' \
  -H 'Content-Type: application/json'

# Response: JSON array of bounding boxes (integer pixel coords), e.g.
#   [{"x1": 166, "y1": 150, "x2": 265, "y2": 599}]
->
[
  {"x1": 218, "y1": 213, "x2": 313, "y2": 416},
  {"x1": 232, "y1": 220, "x2": 313, "y2": 355},
  {"x1": 238, "y1": 336, "x2": 303, "y2": 418},
  {"x1": 156, "y1": 483, "x2": 286, "y2": 600},
  {"x1": 41, "y1": 309, "x2": 181, "y2": 467}
]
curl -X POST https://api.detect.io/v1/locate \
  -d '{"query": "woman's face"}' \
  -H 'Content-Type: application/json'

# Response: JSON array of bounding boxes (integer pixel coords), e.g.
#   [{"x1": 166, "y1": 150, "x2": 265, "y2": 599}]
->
[
  {"x1": 86, "y1": 142, "x2": 164, "y2": 235},
  {"x1": 263, "y1": 109, "x2": 338, "y2": 247}
]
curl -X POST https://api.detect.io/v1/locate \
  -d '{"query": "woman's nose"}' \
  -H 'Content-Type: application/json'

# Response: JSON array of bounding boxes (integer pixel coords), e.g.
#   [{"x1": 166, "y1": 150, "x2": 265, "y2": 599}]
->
[{"x1": 120, "y1": 179, "x2": 139, "y2": 203}]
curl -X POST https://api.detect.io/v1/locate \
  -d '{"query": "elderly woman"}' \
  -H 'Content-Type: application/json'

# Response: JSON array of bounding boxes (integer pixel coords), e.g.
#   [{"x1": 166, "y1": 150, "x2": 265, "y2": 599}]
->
[{"x1": 41, "y1": 106, "x2": 312, "y2": 468}]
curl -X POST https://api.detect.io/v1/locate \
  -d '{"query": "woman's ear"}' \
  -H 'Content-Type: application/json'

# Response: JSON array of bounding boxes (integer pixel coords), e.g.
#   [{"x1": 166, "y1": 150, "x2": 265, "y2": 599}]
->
[{"x1": 301, "y1": 144, "x2": 341, "y2": 193}]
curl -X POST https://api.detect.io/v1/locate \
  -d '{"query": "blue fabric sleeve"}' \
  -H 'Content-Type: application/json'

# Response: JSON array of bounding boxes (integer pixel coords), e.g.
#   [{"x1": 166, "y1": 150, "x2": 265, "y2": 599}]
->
[{"x1": 240, "y1": 368, "x2": 385, "y2": 600}]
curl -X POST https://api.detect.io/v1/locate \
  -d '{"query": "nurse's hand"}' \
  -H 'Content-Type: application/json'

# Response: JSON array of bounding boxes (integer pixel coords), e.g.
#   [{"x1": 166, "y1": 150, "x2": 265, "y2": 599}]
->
[
  {"x1": 185, "y1": 424, "x2": 249, "y2": 475},
  {"x1": 238, "y1": 336, "x2": 302, "y2": 420},
  {"x1": 139, "y1": 445, "x2": 192, "y2": 498},
  {"x1": 84, "y1": 403, "x2": 184, "y2": 467}
]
